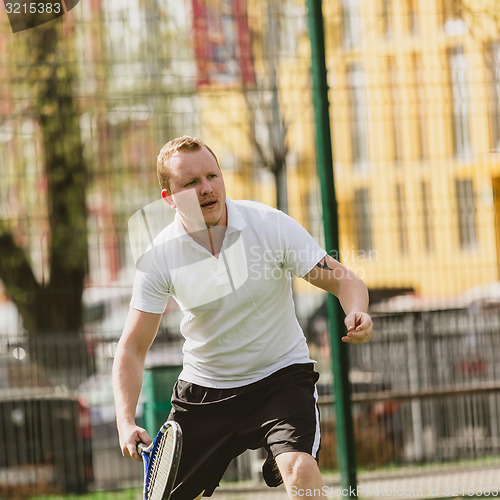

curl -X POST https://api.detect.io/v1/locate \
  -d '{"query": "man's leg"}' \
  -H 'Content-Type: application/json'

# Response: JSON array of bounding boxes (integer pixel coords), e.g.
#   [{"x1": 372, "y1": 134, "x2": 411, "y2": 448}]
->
[{"x1": 275, "y1": 451, "x2": 326, "y2": 499}]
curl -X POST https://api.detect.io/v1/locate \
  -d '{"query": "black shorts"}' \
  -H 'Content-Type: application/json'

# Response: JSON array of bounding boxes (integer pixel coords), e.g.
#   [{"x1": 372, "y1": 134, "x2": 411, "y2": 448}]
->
[{"x1": 168, "y1": 363, "x2": 321, "y2": 499}]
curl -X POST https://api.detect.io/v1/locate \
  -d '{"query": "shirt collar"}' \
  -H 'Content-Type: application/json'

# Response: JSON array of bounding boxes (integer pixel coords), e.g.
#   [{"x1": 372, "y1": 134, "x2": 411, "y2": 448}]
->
[{"x1": 225, "y1": 197, "x2": 246, "y2": 233}]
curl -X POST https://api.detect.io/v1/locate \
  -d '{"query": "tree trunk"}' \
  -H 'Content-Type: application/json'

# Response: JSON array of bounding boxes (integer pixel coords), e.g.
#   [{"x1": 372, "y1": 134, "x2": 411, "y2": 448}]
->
[{"x1": 0, "y1": 20, "x2": 89, "y2": 378}]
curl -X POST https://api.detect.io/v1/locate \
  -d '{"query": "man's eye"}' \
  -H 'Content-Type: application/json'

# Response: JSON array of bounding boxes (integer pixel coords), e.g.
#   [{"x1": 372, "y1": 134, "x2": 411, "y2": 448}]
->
[{"x1": 185, "y1": 180, "x2": 196, "y2": 186}]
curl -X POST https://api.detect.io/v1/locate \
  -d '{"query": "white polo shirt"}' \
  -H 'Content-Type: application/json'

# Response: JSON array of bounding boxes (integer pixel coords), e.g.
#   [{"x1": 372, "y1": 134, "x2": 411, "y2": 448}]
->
[{"x1": 131, "y1": 198, "x2": 326, "y2": 388}]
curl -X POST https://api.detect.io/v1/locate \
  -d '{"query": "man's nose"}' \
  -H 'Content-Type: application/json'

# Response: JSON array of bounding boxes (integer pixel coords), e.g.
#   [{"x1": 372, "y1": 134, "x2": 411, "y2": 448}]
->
[{"x1": 199, "y1": 178, "x2": 213, "y2": 195}]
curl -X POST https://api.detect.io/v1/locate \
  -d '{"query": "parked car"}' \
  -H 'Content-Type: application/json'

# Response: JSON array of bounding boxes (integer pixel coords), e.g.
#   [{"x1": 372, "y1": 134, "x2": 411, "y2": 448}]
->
[{"x1": 0, "y1": 387, "x2": 93, "y2": 495}]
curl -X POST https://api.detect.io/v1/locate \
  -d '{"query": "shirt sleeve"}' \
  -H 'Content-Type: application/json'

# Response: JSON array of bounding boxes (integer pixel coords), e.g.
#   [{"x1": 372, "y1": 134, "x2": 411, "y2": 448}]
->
[
  {"x1": 129, "y1": 246, "x2": 171, "y2": 314},
  {"x1": 275, "y1": 210, "x2": 327, "y2": 278}
]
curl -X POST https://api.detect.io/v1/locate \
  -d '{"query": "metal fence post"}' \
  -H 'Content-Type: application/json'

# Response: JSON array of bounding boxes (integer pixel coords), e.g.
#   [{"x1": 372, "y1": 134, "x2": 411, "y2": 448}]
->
[{"x1": 306, "y1": 0, "x2": 358, "y2": 494}]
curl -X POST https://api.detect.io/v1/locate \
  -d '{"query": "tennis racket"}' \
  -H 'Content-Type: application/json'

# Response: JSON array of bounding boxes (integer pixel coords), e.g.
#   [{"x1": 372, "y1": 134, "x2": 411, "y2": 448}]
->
[{"x1": 138, "y1": 420, "x2": 183, "y2": 500}]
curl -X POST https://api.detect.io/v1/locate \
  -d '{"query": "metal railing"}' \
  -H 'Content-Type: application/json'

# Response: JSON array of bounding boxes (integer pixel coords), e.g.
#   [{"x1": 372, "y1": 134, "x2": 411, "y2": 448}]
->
[{"x1": 1, "y1": 305, "x2": 499, "y2": 494}]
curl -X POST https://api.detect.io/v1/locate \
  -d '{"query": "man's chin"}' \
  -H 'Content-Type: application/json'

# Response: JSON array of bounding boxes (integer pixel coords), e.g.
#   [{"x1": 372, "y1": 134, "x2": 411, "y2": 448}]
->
[
  {"x1": 204, "y1": 218, "x2": 222, "y2": 228},
  {"x1": 202, "y1": 208, "x2": 223, "y2": 227}
]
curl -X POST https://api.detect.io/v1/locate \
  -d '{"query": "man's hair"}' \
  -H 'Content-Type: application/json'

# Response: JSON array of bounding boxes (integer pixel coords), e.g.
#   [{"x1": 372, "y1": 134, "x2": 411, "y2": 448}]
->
[{"x1": 156, "y1": 135, "x2": 220, "y2": 192}]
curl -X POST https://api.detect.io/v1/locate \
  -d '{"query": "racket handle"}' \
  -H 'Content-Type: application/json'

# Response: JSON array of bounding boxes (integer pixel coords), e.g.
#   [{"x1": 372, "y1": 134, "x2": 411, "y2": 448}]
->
[{"x1": 137, "y1": 442, "x2": 146, "y2": 454}]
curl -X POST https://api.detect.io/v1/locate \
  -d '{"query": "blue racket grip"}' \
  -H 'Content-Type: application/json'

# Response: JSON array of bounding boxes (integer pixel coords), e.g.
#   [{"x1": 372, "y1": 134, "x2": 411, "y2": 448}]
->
[{"x1": 140, "y1": 443, "x2": 151, "y2": 500}]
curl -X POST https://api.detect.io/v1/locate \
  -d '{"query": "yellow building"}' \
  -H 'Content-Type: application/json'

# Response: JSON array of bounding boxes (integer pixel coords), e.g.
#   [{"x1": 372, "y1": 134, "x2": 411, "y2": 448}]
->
[
  {"x1": 323, "y1": 0, "x2": 500, "y2": 300},
  {"x1": 194, "y1": 0, "x2": 500, "y2": 304}
]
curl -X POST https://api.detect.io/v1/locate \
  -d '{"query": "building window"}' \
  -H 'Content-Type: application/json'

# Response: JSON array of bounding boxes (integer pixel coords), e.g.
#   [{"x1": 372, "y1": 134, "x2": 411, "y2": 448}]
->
[
  {"x1": 277, "y1": 1, "x2": 306, "y2": 57},
  {"x1": 455, "y1": 178, "x2": 477, "y2": 249},
  {"x1": 347, "y1": 63, "x2": 369, "y2": 167},
  {"x1": 354, "y1": 188, "x2": 373, "y2": 252},
  {"x1": 407, "y1": 0, "x2": 418, "y2": 34},
  {"x1": 421, "y1": 181, "x2": 434, "y2": 252},
  {"x1": 342, "y1": 0, "x2": 362, "y2": 49},
  {"x1": 488, "y1": 41, "x2": 500, "y2": 153},
  {"x1": 442, "y1": 0, "x2": 467, "y2": 36},
  {"x1": 307, "y1": 188, "x2": 325, "y2": 248},
  {"x1": 412, "y1": 54, "x2": 427, "y2": 160},
  {"x1": 442, "y1": 0, "x2": 462, "y2": 21},
  {"x1": 382, "y1": 0, "x2": 393, "y2": 39},
  {"x1": 388, "y1": 57, "x2": 403, "y2": 163},
  {"x1": 396, "y1": 183, "x2": 408, "y2": 255},
  {"x1": 448, "y1": 46, "x2": 471, "y2": 159}
]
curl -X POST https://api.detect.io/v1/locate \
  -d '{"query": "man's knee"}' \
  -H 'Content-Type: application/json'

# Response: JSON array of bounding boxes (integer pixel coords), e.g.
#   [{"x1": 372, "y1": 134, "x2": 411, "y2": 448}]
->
[{"x1": 276, "y1": 451, "x2": 320, "y2": 484}]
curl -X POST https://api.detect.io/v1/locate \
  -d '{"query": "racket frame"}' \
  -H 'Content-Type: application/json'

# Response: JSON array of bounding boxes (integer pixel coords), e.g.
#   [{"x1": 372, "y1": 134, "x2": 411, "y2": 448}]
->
[{"x1": 139, "y1": 420, "x2": 182, "y2": 500}]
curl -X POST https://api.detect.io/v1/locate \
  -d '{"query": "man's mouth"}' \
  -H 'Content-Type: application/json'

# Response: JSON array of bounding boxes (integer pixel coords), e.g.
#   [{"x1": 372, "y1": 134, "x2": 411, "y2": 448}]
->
[{"x1": 201, "y1": 200, "x2": 217, "y2": 209}]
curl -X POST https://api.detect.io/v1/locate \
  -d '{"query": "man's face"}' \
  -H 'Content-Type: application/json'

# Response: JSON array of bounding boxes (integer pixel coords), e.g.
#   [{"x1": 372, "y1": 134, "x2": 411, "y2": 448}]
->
[{"x1": 162, "y1": 147, "x2": 227, "y2": 229}]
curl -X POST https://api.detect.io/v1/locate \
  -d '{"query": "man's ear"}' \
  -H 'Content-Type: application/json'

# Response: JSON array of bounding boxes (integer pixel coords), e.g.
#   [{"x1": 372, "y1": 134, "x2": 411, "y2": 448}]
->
[{"x1": 161, "y1": 189, "x2": 176, "y2": 209}]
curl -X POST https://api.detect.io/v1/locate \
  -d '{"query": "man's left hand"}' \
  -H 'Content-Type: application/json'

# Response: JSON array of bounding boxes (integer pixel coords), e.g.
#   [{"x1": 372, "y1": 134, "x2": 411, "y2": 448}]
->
[{"x1": 342, "y1": 312, "x2": 373, "y2": 344}]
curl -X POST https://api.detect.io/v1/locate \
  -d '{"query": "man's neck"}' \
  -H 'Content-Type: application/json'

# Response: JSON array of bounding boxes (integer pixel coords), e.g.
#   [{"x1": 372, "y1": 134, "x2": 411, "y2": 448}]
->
[
  {"x1": 186, "y1": 225, "x2": 226, "y2": 257},
  {"x1": 180, "y1": 205, "x2": 228, "y2": 257}
]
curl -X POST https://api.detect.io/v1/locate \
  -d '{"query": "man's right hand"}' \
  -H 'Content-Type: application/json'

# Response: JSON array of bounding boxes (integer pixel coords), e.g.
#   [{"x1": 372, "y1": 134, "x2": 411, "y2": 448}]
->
[{"x1": 119, "y1": 424, "x2": 152, "y2": 462}]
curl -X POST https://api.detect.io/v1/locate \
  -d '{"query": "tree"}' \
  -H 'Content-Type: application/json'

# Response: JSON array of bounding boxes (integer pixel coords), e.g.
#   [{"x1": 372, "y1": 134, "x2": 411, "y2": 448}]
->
[
  {"x1": 244, "y1": 1, "x2": 289, "y2": 213},
  {"x1": 0, "y1": 19, "x2": 88, "y2": 374}
]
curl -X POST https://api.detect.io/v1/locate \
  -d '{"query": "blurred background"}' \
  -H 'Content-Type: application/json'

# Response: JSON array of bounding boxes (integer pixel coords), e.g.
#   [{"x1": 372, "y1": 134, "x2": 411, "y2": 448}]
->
[{"x1": 1, "y1": 0, "x2": 500, "y2": 497}]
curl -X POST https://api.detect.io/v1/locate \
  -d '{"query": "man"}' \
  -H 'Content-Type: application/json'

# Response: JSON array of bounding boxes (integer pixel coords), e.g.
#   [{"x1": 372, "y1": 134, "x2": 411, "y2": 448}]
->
[{"x1": 113, "y1": 136, "x2": 373, "y2": 499}]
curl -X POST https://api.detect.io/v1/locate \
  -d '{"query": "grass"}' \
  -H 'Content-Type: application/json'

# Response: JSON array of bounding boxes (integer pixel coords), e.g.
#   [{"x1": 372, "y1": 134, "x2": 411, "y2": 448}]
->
[
  {"x1": 28, "y1": 456, "x2": 500, "y2": 499},
  {"x1": 29, "y1": 489, "x2": 141, "y2": 500},
  {"x1": 320, "y1": 454, "x2": 500, "y2": 477}
]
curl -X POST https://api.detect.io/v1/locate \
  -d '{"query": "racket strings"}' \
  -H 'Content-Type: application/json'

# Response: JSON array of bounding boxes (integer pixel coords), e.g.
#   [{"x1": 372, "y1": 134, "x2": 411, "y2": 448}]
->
[{"x1": 147, "y1": 432, "x2": 175, "y2": 500}]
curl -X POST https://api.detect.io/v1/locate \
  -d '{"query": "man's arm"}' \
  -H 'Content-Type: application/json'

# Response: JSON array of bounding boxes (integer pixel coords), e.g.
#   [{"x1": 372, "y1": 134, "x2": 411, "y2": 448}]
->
[
  {"x1": 303, "y1": 255, "x2": 373, "y2": 344},
  {"x1": 112, "y1": 307, "x2": 163, "y2": 461}
]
